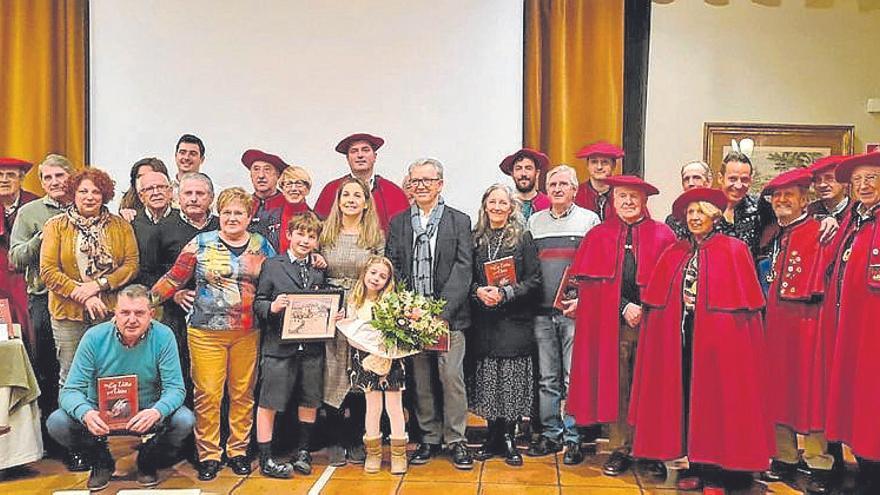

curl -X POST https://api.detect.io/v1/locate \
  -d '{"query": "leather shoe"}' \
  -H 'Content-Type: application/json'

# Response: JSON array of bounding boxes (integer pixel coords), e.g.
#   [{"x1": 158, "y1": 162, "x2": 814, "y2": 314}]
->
[
  {"x1": 197, "y1": 460, "x2": 221, "y2": 481},
  {"x1": 602, "y1": 450, "x2": 632, "y2": 476},
  {"x1": 292, "y1": 449, "x2": 312, "y2": 475},
  {"x1": 641, "y1": 459, "x2": 666, "y2": 478},
  {"x1": 87, "y1": 445, "x2": 114, "y2": 492},
  {"x1": 409, "y1": 442, "x2": 441, "y2": 465},
  {"x1": 259, "y1": 456, "x2": 293, "y2": 479},
  {"x1": 526, "y1": 436, "x2": 562, "y2": 457},
  {"x1": 502, "y1": 434, "x2": 523, "y2": 466},
  {"x1": 450, "y1": 441, "x2": 473, "y2": 470},
  {"x1": 66, "y1": 451, "x2": 91, "y2": 472},
  {"x1": 228, "y1": 455, "x2": 252, "y2": 475},
  {"x1": 136, "y1": 449, "x2": 160, "y2": 487},
  {"x1": 563, "y1": 441, "x2": 584, "y2": 465},
  {"x1": 762, "y1": 460, "x2": 796, "y2": 482}
]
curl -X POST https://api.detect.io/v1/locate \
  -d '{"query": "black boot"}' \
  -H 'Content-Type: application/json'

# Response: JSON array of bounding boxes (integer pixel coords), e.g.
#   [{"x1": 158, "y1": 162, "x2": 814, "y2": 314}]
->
[
  {"x1": 87, "y1": 441, "x2": 114, "y2": 492},
  {"x1": 258, "y1": 441, "x2": 293, "y2": 479},
  {"x1": 293, "y1": 422, "x2": 315, "y2": 475},
  {"x1": 474, "y1": 419, "x2": 503, "y2": 461},
  {"x1": 501, "y1": 419, "x2": 523, "y2": 467},
  {"x1": 136, "y1": 439, "x2": 161, "y2": 487}
]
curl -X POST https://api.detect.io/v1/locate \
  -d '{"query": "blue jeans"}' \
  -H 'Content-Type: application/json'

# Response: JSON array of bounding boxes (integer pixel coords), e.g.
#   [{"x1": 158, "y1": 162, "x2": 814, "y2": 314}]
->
[
  {"x1": 47, "y1": 406, "x2": 194, "y2": 458},
  {"x1": 534, "y1": 314, "x2": 579, "y2": 444}
]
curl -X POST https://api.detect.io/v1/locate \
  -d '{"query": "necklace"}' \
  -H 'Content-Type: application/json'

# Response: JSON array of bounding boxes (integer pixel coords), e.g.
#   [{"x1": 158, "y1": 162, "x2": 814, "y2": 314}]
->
[{"x1": 488, "y1": 229, "x2": 505, "y2": 260}]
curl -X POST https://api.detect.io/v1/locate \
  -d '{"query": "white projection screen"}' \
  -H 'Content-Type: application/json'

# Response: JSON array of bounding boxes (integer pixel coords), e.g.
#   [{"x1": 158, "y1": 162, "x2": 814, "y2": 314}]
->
[{"x1": 89, "y1": 0, "x2": 524, "y2": 217}]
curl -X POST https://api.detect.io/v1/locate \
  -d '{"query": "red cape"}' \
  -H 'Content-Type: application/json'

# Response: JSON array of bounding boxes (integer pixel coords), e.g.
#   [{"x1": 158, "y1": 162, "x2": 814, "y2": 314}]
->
[
  {"x1": 628, "y1": 234, "x2": 773, "y2": 471},
  {"x1": 1, "y1": 190, "x2": 39, "y2": 355},
  {"x1": 531, "y1": 192, "x2": 550, "y2": 213},
  {"x1": 314, "y1": 175, "x2": 409, "y2": 233},
  {"x1": 567, "y1": 216, "x2": 675, "y2": 425},
  {"x1": 764, "y1": 217, "x2": 828, "y2": 432},
  {"x1": 574, "y1": 181, "x2": 614, "y2": 219},
  {"x1": 824, "y1": 205, "x2": 880, "y2": 459}
]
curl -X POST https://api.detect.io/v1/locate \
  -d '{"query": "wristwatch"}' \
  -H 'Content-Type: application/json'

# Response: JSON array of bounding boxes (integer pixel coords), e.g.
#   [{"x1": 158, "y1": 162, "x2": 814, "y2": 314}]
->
[{"x1": 97, "y1": 277, "x2": 110, "y2": 292}]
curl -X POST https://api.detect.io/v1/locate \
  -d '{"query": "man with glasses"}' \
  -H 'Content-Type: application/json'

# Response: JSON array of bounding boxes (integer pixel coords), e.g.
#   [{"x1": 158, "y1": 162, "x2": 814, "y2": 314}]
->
[
  {"x1": 242, "y1": 149, "x2": 289, "y2": 251},
  {"x1": 808, "y1": 156, "x2": 850, "y2": 223},
  {"x1": 315, "y1": 133, "x2": 409, "y2": 232},
  {"x1": 386, "y1": 158, "x2": 474, "y2": 469},
  {"x1": 131, "y1": 171, "x2": 176, "y2": 287}
]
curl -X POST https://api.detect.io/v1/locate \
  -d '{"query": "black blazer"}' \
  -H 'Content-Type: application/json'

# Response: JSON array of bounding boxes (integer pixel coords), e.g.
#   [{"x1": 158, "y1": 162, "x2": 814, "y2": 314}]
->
[
  {"x1": 254, "y1": 254, "x2": 327, "y2": 357},
  {"x1": 469, "y1": 231, "x2": 542, "y2": 358},
  {"x1": 385, "y1": 205, "x2": 473, "y2": 332}
]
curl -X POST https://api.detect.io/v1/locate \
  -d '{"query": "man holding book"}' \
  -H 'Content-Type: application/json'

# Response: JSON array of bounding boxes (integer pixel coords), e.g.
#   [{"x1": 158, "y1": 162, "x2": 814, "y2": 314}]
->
[{"x1": 46, "y1": 284, "x2": 193, "y2": 491}]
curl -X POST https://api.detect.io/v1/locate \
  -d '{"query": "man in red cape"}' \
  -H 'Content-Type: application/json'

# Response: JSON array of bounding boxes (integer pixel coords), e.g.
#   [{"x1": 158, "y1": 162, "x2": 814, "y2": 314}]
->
[
  {"x1": 822, "y1": 152, "x2": 880, "y2": 490},
  {"x1": 0, "y1": 157, "x2": 38, "y2": 354},
  {"x1": 243, "y1": 149, "x2": 289, "y2": 251},
  {"x1": 760, "y1": 168, "x2": 834, "y2": 493},
  {"x1": 314, "y1": 133, "x2": 409, "y2": 232},
  {"x1": 573, "y1": 141, "x2": 622, "y2": 221},
  {"x1": 568, "y1": 175, "x2": 675, "y2": 476},
  {"x1": 628, "y1": 187, "x2": 773, "y2": 490}
]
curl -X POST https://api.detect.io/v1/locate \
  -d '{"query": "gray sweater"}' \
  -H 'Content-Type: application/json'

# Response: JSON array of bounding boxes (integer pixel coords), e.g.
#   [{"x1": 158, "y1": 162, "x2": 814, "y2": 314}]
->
[{"x1": 8, "y1": 196, "x2": 65, "y2": 295}]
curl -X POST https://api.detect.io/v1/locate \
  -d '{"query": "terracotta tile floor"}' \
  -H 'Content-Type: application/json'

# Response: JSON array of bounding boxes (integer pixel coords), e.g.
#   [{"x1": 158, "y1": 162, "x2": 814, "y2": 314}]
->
[{"x1": 1, "y1": 443, "x2": 845, "y2": 494}]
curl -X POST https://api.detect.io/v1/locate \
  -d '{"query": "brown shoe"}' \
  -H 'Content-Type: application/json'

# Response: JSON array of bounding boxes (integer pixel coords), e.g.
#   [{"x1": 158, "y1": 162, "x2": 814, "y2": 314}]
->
[
  {"x1": 390, "y1": 436, "x2": 408, "y2": 475},
  {"x1": 363, "y1": 435, "x2": 382, "y2": 474}
]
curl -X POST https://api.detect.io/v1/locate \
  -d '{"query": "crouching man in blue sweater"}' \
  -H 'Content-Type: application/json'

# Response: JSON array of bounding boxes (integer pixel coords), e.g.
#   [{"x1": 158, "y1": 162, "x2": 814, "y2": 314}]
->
[{"x1": 47, "y1": 284, "x2": 193, "y2": 491}]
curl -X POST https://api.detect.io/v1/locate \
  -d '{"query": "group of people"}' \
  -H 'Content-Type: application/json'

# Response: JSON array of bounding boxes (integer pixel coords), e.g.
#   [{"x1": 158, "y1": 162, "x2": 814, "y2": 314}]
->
[{"x1": 1, "y1": 130, "x2": 878, "y2": 494}]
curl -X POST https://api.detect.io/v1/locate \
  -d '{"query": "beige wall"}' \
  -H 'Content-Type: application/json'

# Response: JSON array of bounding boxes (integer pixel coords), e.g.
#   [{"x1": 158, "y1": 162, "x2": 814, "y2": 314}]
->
[{"x1": 644, "y1": 0, "x2": 880, "y2": 214}]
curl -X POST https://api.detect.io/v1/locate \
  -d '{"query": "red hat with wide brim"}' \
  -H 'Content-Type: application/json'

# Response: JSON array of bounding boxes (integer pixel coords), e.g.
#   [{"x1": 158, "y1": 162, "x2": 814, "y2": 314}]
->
[
  {"x1": 835, "y1": 152, "x2": 880, "y2": 183},
  {"x1": 575, "y1": 141, "x2": 624, "y2": 160},
  {"x1": 671, "y1": 187, "x2": 727, "y2": 222},
  {"x1": 335, "y1": 133, "x2": 385, "y2": 154},
  {"x1": 241, "y1": 149, "x2": 289, "y2": 174},
  {"x1": 603, "y1": 175, "x2": 660, "y2": 196},
  {"x1": 762, "y1": 167, "x2": 813, "y2": 195},
  {"x1": 808, "y1": 155, "x2": 845, "y2": 177},
  {"x1": 0, "y1": 157, "x2": 33, "y2": 173},
  {"x1": 499, "y1": 148, "x2": 550, "y2": 175}
]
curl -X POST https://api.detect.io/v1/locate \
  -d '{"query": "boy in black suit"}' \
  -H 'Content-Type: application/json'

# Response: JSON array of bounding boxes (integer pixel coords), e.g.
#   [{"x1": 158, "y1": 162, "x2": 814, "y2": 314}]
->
[{"x1": 254, "y1": 212, "x2": 326, "y2": 478}]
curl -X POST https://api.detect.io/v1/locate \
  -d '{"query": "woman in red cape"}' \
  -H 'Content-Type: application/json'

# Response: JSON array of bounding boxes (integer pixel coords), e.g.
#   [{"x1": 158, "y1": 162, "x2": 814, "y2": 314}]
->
[{"x1": 628, "y1": 188, "x2": 773, "y2": 491}]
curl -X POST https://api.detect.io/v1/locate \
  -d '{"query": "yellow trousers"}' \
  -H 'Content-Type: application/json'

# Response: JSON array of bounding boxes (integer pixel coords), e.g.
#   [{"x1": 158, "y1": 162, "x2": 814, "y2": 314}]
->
[{"x1": 188, "y1": 327, "x2": 259, "y2": 462}]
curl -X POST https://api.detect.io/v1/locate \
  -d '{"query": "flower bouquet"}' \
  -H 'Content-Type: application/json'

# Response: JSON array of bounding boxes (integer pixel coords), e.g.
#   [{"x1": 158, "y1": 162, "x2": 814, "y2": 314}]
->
[{"x1": 371, "y1": 285, "x2": 448, "y2": 353}]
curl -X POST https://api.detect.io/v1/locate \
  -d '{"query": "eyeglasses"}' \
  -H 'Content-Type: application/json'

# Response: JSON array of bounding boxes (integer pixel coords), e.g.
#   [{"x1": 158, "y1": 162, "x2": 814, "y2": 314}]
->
[
  {"x1": 851, "y1": 174, "x2": 880, "y2": 186},
  {"x1": 140, "y1": 185, "x2": 171, "y2": 194},
  {"x1": 280, "y1": 180, "x2": 310, "y2": 189},
  {"x1": 410, "y1": 177, "x2": 442, "y2": 187}
]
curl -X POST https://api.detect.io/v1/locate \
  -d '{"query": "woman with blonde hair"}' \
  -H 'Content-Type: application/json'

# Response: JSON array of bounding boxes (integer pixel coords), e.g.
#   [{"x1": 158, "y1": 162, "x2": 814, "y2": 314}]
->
[
  {"x1": 151, "y1": 187, "x2": 275, "y2": 481},
  {"x1": 319, "y1": 176, "x2": 385, "y2": 466}
]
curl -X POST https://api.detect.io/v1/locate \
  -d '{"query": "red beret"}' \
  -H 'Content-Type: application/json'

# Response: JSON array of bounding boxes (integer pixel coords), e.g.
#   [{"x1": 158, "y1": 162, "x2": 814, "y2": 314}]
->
[
  {"x1": 762, "y1": 168, "x2": 812, "y2": 195},
  {"x1": 0, "y1": 157, "x2": 33, "y2": 173},
  {"x1": 499, "y1": 148, "x2": 550, "y2": 175},
  {"x1": 575, "y1": 141, "x2": 624, "y2": 160},
  {"x1": 835, "y1": 152, "x2": 880, "y2": 183},
  {"x1": 671, "y1": 187, "x2": 727, "y2": 221},
  {"x1": 335, "y1": 133, "x2": 385, "y2": 154},
  {"x1": 603, "y1": 175, "x2": 660, "y2": 196},
  {"x1": 241, "y1": 149, "x2": 289, "y2": 174},
  {"x1": 808, "y1": 155, "x2": 845, "y2": 177}
]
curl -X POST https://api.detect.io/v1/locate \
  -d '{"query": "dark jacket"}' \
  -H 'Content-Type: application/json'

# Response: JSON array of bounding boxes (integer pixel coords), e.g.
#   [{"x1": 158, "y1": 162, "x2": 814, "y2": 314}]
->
[
  {"x1": 132, "y1": 207, "x2": 179, "y2": 287},
  {"x1": 254, "y1": 254, "x2": 327, "y2": 357},
  {"x1": 385, "y1": 204, "x2": 473, "y2": 332},
  {"x1": 469, "y1": 231, "x2": 541, "y2": 358}
]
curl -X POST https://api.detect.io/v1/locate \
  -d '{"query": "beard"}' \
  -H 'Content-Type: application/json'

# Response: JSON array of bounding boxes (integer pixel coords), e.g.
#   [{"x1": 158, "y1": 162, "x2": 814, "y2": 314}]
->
[{"x1": 515, "y1": 178, "x2": 536, "y2": 193}]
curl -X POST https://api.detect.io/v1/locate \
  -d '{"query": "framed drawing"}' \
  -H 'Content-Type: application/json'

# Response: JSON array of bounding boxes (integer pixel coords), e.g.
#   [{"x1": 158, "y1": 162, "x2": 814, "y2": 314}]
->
[
  {"x1": 703, "y1": 122, "x2": 854, "y2": 191},
  {"x1": 281, "y1": 291, "x2": 344, "y2": 341}
]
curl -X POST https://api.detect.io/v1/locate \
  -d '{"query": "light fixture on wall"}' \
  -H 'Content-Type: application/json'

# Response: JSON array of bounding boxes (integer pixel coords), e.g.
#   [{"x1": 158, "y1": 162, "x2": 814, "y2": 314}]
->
[{"x1": 868, "y1": 98, "x2": 880, "y2": 114}]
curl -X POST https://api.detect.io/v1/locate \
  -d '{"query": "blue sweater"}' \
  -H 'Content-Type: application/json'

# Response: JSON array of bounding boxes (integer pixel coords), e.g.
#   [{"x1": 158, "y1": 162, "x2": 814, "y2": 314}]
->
[{"x1": 59, "y1": 320, "x2": 185, "y2": 421}]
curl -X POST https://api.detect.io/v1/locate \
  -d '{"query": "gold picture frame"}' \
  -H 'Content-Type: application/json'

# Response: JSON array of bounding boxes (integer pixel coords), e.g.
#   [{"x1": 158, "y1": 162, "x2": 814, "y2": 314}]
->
[
  {"x1": 703, "y1": 122, "x2": 854, "y2": 191},
  {"x1": 281, "y1": 291, "x2": 343, "y2": 341}
]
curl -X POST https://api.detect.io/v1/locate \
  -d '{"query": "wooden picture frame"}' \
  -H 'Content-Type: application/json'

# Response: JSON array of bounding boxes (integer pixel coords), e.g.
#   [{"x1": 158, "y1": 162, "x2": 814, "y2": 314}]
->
[
  {"x1": 703, "y1": 122, "x2": 854, "y2": 191},
  {"x1": 281, "y1": 291, "x2": 344, "y2": 341}
]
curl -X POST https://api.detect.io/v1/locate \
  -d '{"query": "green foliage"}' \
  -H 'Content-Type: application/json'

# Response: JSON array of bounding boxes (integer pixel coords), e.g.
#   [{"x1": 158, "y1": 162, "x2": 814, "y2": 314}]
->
[
  {"x1": 371, "y1": 286, "x2": 448, "y2": 352},
  {"x1": 766, "y1": 151, "x2": 823, "y2": 172}
]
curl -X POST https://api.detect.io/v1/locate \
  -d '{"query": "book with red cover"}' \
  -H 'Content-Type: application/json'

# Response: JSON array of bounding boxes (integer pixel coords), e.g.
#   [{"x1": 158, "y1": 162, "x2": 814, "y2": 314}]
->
[
  {"x1": 553, "y1": 266, "x2": 579, "y2": 311},
  {"x1": 483, "y1": 256, "x2": 517, "y2": 287},
  {"x1": 97, "y1": 375, "x2": 139, "y2": 431},
  {"x1": 0, "y1": 298, "x2": 12, "y2": 326}
]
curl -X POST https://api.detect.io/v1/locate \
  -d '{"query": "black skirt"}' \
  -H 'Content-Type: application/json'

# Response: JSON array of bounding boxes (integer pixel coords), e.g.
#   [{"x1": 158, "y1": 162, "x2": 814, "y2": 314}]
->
[{"x1": 349, "y1": 349, "x2": 406, "y2": 392}]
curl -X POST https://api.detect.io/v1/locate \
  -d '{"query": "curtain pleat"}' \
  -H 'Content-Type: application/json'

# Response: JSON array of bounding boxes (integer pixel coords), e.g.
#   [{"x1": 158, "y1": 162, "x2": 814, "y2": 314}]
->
[
  {"x1": 0, "y1": 0, "x2": 87, "y2": 193},
  {"x1": 524, "y1": 0, "x2": 624, "y2": 181}
]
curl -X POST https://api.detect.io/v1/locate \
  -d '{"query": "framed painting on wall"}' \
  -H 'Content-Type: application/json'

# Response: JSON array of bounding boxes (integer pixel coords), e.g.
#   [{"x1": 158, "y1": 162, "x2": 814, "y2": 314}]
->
[{"x1": 703, "y1": 122, "x2": 854, "y2": 192}]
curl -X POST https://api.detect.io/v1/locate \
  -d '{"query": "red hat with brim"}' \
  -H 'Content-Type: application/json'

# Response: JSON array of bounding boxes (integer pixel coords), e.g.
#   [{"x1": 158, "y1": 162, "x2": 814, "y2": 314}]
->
[
  {"x1": 0, "y1": 157, "x2": 33, "y2": 173},
  {"x1": 335, "y1": 133, "x2": 385, "y2": 154},
  {"x1": 241, "y1": 149, "x2": 289, "y2": 174},
  {"x1": 671, "y1": 187, "x2": 728, "y2": 222},
  {"x1": 499, "y1": 148, "x2": 550, "y2": 175},
  {"x1": 808, "y1": 155, "x2": 845, "y2": 177},
  {"x1": 603, "y1": 175, "x2": 660, "y2": 196},
  {"x1": 762, "y1": 167, "x2": 813, "y2": 195},
  {"x1": 575, "y1": 141, "x2": 624, "y2": 160},
  {"x1": 835, "y1": 152, "x2": 880, "y2": 183}
]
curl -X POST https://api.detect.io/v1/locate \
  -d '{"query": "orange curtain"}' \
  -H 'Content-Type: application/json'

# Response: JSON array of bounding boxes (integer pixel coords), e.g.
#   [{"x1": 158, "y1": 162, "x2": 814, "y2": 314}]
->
[
  {"x1": 524, "y1": 0, "x2": 624, "y2": 181},
  {"x1": 0, "y1": 0, "x2": 87, "y2": 194}
]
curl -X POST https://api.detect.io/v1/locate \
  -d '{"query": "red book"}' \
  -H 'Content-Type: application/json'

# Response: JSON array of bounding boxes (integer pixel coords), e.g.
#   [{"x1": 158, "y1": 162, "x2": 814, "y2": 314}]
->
[
  {"x1": 0, "y1": 298, "x2": 12, "y2": 325},
  {"x1": 97, "y1": 375, "x2": 139, "y2": 431},
  {"x1": 483, "y1": 256, "x2": 517, "y2": 286},
  {"x1": 553, "y1": 266, "x2": 579, "y2": 311}
]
